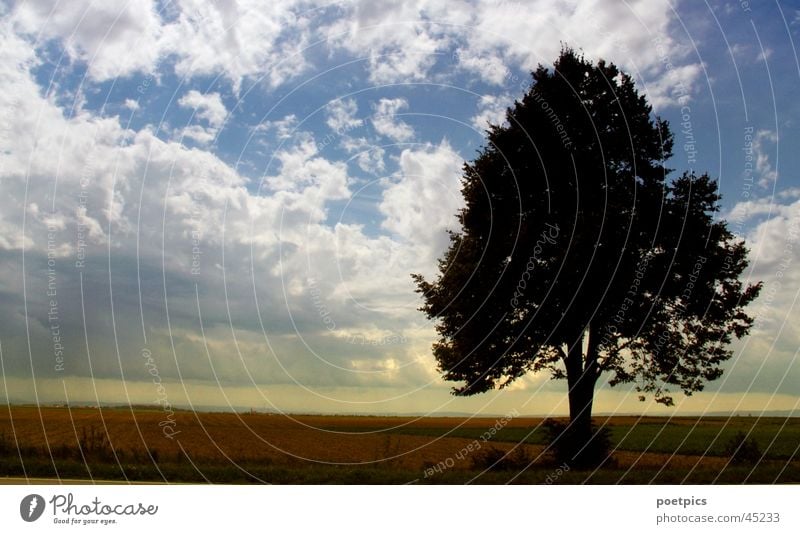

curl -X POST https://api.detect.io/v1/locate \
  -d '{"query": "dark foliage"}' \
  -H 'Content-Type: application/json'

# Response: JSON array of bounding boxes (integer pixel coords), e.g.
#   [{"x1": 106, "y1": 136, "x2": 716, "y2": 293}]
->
[
  {"x1": 724, "y1": 431, "x2": 762, "y2": 465},
  {"x1": 542, "y1": 418, "x2": 614, "y2": 469}
]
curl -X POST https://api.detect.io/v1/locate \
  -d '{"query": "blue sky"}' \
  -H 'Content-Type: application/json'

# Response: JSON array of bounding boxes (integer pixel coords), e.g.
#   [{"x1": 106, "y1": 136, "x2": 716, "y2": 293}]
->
[{"x1": 0, "y1": 0, "x2": 799, "y2": 416}]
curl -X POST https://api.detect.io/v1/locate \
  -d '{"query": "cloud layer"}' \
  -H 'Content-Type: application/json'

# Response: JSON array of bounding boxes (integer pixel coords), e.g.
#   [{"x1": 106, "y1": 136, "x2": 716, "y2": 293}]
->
[{"x1": 0, "y1": 1, "x2": 798, "y2": 416}]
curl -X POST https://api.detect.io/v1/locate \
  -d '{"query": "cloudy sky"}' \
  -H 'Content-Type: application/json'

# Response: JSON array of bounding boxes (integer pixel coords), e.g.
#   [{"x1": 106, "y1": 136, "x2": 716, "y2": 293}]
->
[{"x1": 0, "y1": 0, "x2": 798, "y2": 416}]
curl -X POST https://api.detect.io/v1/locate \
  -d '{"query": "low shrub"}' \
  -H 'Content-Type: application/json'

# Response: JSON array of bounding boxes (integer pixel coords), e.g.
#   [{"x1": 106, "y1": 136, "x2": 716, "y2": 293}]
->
[
  {"x1": 723, "y1": 431, "x2": 762, "y2": 465},
  {"x1": 542, "y1": 418, "x2": 614, "y2": 469}
]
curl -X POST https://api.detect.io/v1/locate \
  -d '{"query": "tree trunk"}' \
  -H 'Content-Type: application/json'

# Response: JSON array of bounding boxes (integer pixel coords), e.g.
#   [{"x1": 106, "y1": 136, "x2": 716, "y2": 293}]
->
[
  {"x1": 564, "y1": 327, "x2": 600, "y2": 465},
  {"x1": 567, "y1": 375, "x2": 594, "y2": 443}
]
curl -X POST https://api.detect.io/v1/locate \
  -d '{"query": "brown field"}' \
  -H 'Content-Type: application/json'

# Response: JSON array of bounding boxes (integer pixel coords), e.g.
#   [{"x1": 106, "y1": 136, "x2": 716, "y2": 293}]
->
[
  {"x1": 1, "y1": 406, "x2": 537, "y2": 470},
  {"x1": 1, "y1": 405, "x2": 798, "y2": 483}
]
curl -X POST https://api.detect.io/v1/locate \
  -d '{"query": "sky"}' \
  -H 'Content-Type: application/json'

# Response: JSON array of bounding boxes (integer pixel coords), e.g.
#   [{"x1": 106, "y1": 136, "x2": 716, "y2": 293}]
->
[{"x1": 0, "y1": 0, "x2": 799, "y2": 417}]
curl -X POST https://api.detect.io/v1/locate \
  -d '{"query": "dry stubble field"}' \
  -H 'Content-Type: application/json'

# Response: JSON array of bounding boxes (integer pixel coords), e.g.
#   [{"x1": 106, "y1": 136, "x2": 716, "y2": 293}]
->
[{"x1": 1, "y1": 406, "x2": 798, "y2": 483}]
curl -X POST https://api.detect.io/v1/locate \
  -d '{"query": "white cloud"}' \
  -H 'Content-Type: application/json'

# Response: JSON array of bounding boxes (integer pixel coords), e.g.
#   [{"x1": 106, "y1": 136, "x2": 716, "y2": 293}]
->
[
  {"x1": 372, "y1": 98, "x2": 414, "y2": 142},
  {"x1": 640, "y1": 62, "x2": 703, "y2": 109},
  {"x1": 9, "y1": 0, "x2": 698, "y2": 106},
  {"x1": 466, "y1": 0, "x2": 699, "y2": 107},
  {"x1": 178, "y1": 124, "x2": 217, "y2": 145},
  {"x1": 9, "y1": 0, "x2": 312, "y2": 90},
  {"x1": 322, "y1": 0, "x2": 453, "y2": 84},
  {"x1": 11, "y1": 0, "x2": 164, "y2": 82},
  {"x1": 753, "y1": 130, "x2": 779, "y2": 187},
  {"x1": 756, "y1": 48, "x2": 774, "y2": 62},
  {"x1": 367, "y1": 34, "x2": 443, "y2": 85},
  {"x1": 719, "y1": 193, "x2": 800, "y2": 394},
  {"x1": 254, "y1": 114, "x2": 298, "y2": 140},
  {"x1": 1, "y1": 0, "x2": 795, "y2": 411},
  {"x1": 176, "y1": 90, "x2": 228, "y2": 145},
  {"x1": 379, "y1": 140, "x2": 464, "y2": 274},
  {"x1": 325, "y1": 98, "x2": 362, "y2": 133},
  {"x1": 325, "y1": 0, "x2": 701, "y2": 108},
  {"x1": 730, "y1": 43, "x2": 775, "y2": 65},
  {"x1": 178, "y1": 90, "x2": 228, "y2": 128},
  {"x1": 0, "y1": 18, "x2": 454, "y2": 397},
  {"x1": 342, "y1": 136, "x2": 386, "y2": 174},
  {"x1": 263, "y1": 135, "x2": 351, "y2": 216},
  {"x1": 0, "y1": 23, "x2": 403, "y2": 390},
  {"x1": 729, "y1": 191, "x2": 800, "y2": 269},
  {"x1": 454, "y1": 46, "x2": 510, "y2": 86},
  {"x1": 160, "y1": 0, "x2": 312, "y2": 91},
  {"x1": 470, "y1": 93, "x2": 512, "y2": 130}
]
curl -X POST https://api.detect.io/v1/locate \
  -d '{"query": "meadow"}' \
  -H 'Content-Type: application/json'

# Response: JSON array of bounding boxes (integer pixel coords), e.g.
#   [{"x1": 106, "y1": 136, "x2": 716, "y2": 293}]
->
[{"x1": 1, "y1": 406, "x2": 798, "y2": 484}]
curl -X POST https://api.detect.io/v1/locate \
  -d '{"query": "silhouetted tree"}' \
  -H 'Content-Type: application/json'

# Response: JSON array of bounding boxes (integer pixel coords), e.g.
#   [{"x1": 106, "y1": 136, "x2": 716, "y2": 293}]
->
[{"x1": 413, "y1": 48, "x2": 761, "y2": 466}]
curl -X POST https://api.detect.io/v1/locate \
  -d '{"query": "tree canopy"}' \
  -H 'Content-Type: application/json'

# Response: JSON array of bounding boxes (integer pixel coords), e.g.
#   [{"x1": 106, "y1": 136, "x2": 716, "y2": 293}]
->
[{"x1": 413, "y1": 49, "x2": 761, "y2": 454}]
